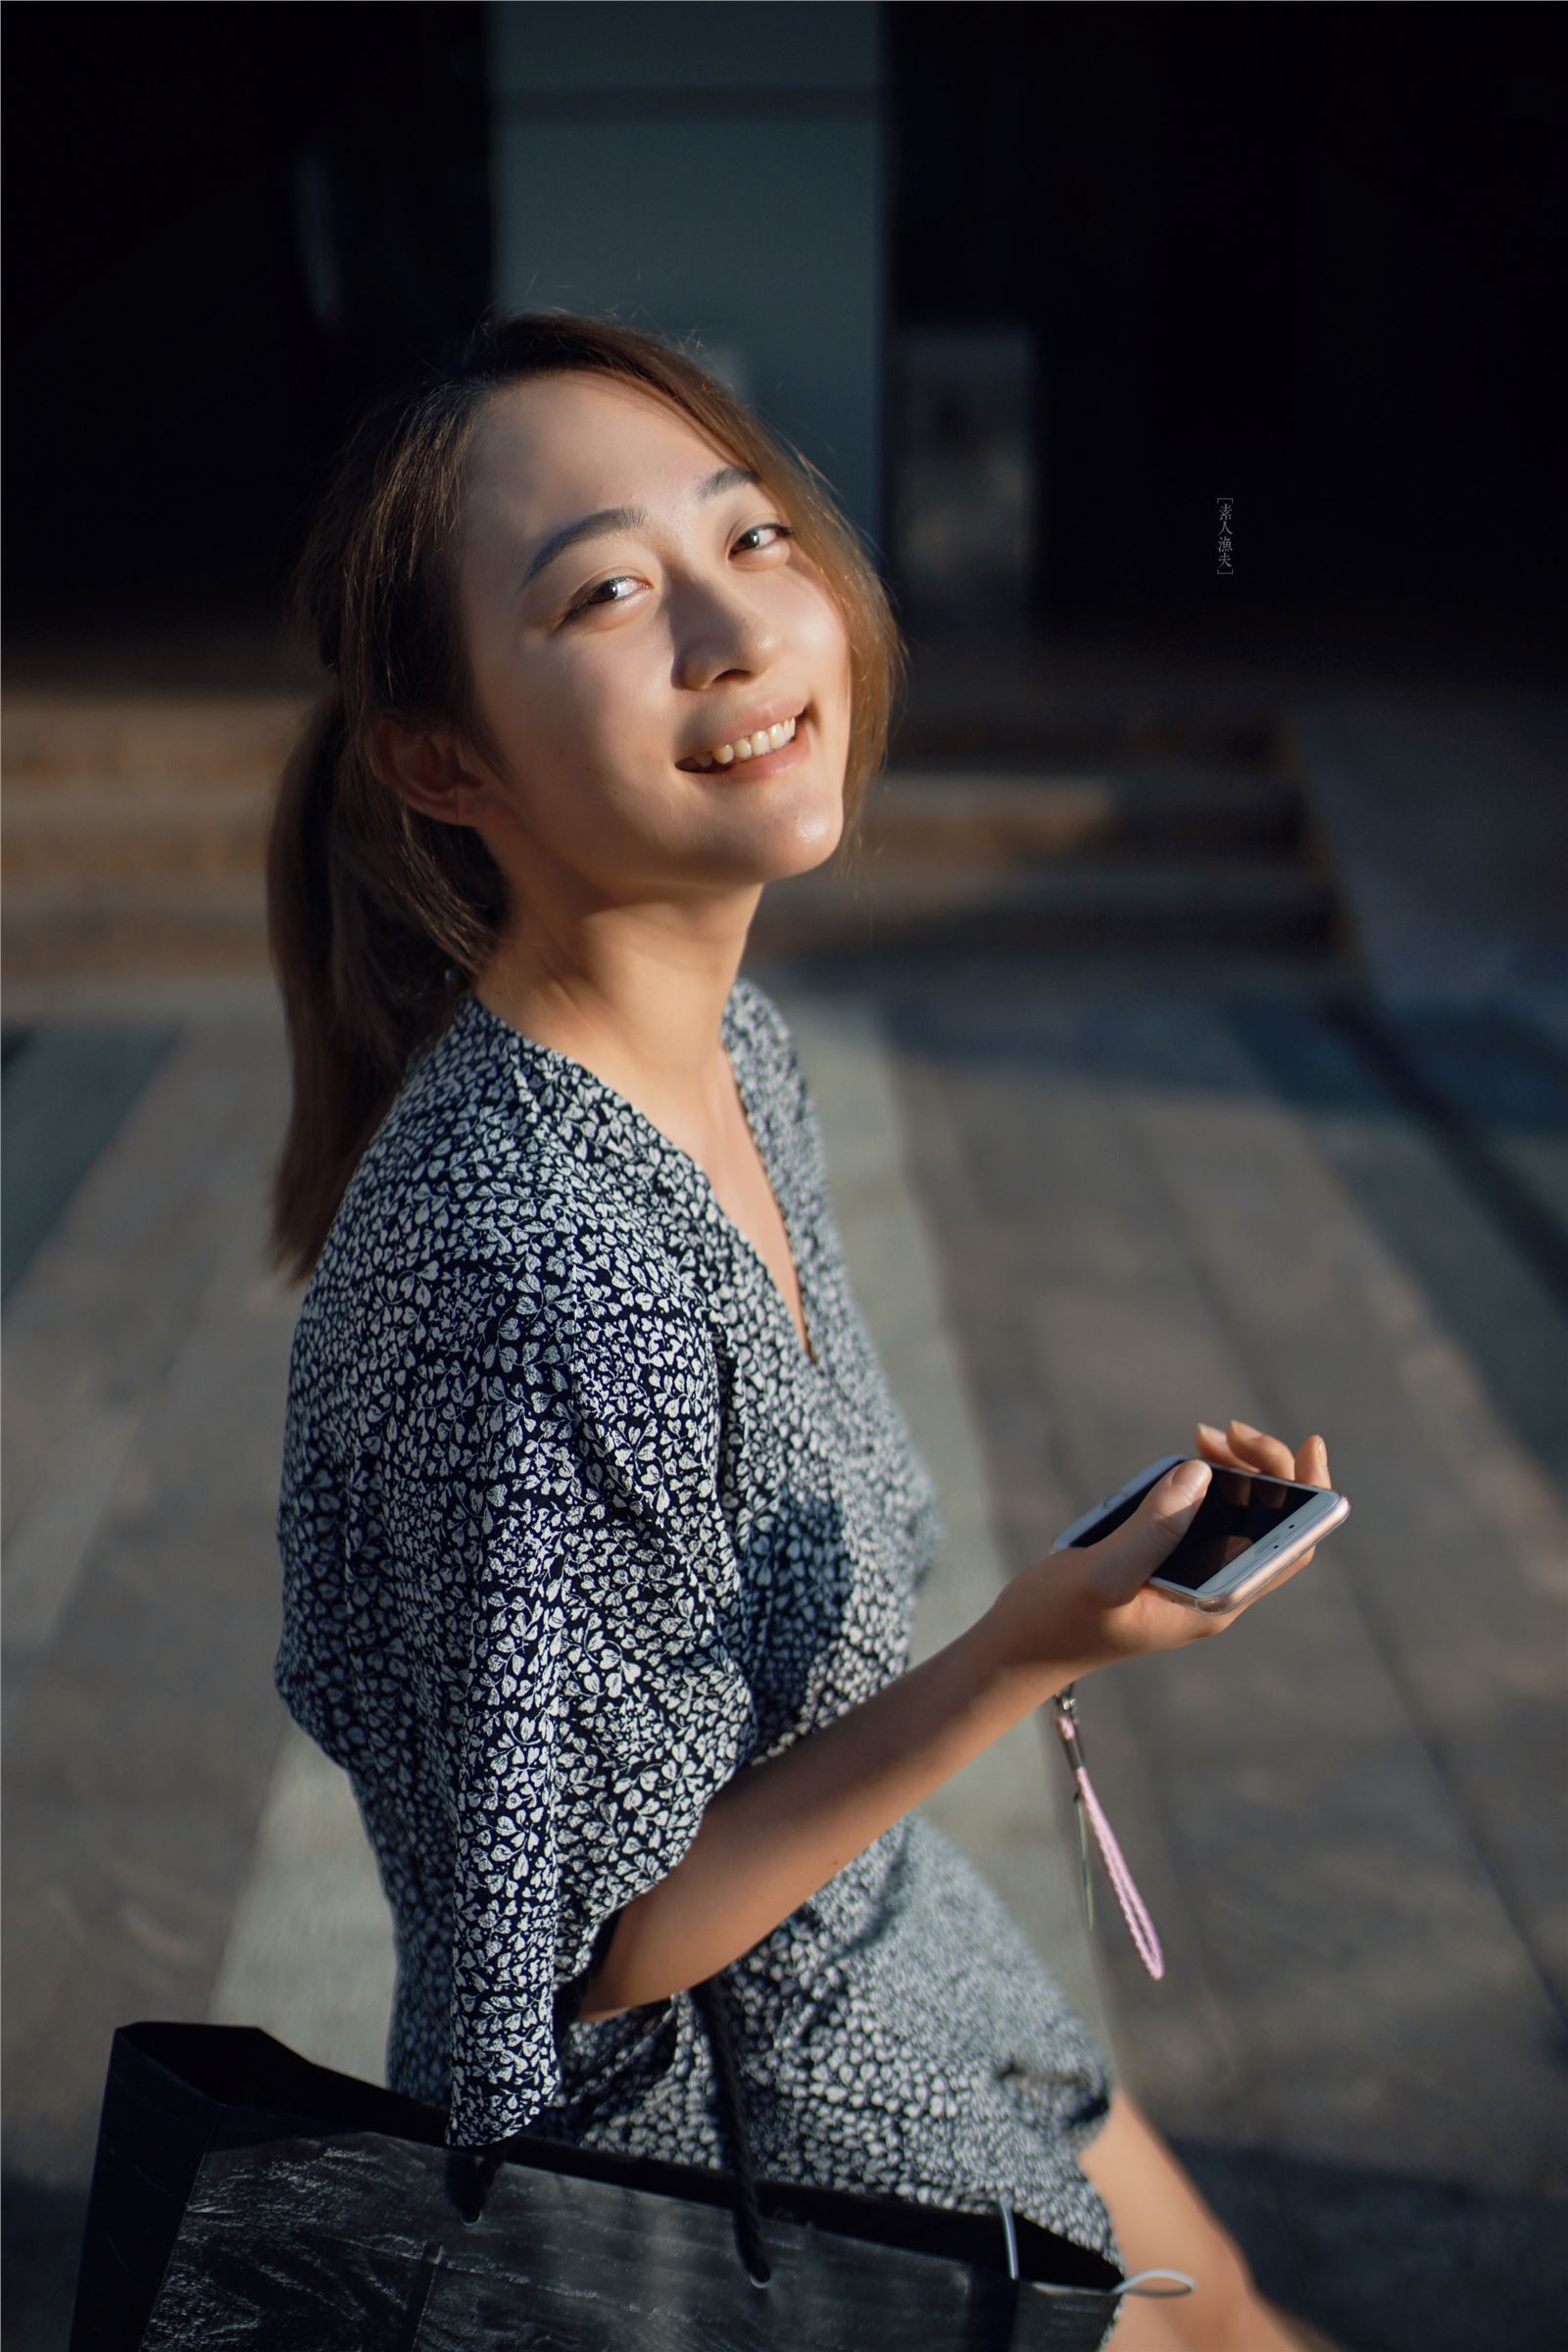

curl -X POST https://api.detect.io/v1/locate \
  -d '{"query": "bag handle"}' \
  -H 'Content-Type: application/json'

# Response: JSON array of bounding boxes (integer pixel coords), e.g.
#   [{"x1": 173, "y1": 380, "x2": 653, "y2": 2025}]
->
[
  {"x1": 458, "y1": 1918, "x2": 771, "y2": 2288},
  {"x1": 466, "y1": 1786, "x2": 1158, "y2": 2306},
  {"x1": 691, "y1": 1969, "x2": 772, "y2": 2286}
]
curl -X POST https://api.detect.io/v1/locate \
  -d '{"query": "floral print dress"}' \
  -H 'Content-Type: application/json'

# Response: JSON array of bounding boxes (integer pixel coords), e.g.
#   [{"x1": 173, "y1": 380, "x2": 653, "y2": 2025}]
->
[{"x1": 273, "y1": 975, "x2": 1122, "y2": 2269}]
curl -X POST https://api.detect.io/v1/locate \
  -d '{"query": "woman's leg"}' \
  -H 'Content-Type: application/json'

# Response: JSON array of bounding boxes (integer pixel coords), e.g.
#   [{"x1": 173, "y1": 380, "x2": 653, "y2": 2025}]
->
[
  {"x1": 1104, "y1": 2289, "x2": 1197, "y2": 2351},
  {"x1": 1078, "y1": 2086, "x2": 1311, "y2": 2352}
]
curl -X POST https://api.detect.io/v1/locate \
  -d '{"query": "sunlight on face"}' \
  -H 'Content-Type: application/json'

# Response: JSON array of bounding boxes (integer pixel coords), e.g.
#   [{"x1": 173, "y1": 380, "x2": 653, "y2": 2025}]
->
[{"x1": 456, "y1": 371, "x2": 854, "y2": 913}]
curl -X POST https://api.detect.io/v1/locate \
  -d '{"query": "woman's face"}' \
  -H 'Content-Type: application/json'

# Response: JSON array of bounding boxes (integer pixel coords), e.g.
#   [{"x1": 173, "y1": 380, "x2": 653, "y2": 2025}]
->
[{"x1": 450, "y1": 370, "x2": 855, "y2": 921}]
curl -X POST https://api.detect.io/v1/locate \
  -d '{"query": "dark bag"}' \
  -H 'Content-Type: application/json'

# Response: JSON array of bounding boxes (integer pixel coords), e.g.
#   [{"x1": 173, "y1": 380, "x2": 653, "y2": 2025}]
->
[{"x1": 68, "y1": 2013, "x2": 1130, "y2": 2348}]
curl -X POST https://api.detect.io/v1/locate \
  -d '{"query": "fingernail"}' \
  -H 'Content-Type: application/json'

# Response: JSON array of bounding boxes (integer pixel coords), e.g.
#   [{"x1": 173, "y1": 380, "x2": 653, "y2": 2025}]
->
[
  {"x1": 1172, "y1": 1460, "x2": 1211, "y2": 1498},
  {"x1": 1196, "y1": 1421, "x2": 1223, "y2": 1443},
  {"x1": 1230, "y1": 1418, "x2": 1259, "y2": 1439}
]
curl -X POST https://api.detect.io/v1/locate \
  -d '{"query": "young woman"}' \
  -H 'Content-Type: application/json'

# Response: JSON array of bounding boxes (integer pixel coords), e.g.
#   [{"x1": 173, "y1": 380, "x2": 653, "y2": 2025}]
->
[{"x1": 270, "y1": 312, "x2": 1345, "y2": 2352}]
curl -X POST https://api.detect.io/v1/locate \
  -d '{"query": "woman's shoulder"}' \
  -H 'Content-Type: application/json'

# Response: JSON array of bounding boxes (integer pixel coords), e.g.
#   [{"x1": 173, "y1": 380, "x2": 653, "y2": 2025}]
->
[
  {"x1": 730, "y1": 970, "x2": 824, "y2": 1135},
  {"x1": 302, "y1": 1025, "x2": 701, "y2": 1362},
  {"x1": 730, "y1": 970, "x2": 828, "y2": 1189},
  {"x1": 729, "y1": 968, "x2": 798, "y2": 1074}
]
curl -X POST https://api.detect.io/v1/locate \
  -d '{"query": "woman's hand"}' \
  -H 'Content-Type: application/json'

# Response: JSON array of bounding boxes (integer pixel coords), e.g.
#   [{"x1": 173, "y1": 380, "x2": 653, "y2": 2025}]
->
[{"x1": 987, "y1": 1418, "x2": 1333, "y2": 1687}]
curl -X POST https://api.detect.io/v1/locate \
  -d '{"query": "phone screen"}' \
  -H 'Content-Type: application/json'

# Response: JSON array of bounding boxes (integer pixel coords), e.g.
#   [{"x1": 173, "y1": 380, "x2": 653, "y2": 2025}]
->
[{"x1": 1063, "y1": 1465, "x2": 1318, "y2": 1591}]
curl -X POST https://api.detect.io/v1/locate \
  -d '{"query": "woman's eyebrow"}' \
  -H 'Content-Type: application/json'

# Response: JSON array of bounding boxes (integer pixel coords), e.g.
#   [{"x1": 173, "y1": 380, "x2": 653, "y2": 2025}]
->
[{"x1": 516, "y1": 465, "x2": 760, "y2": 599}]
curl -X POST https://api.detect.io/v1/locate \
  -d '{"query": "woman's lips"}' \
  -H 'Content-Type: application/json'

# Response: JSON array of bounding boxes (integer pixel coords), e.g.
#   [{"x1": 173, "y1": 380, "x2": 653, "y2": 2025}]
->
[{"x1": 680, "y1": 713, "x2": 811, "y2": 781}]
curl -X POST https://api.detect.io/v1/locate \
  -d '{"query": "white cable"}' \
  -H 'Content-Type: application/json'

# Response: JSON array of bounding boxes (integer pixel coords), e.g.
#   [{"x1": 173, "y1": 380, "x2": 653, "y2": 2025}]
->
[{"x1": 1113, "y1": 2267, "x2": 1199, "y2": 2299}]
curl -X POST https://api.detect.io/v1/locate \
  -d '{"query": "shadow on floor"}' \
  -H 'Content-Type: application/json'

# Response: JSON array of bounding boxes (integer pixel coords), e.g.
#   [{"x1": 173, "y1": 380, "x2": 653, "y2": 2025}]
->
[
  {"x1": 3, "y1": 2170, "x2": 89, "y2": 2352},
  {"x1": 1175, "y1": 2133, "x2": 1568, "y2": 2352}
]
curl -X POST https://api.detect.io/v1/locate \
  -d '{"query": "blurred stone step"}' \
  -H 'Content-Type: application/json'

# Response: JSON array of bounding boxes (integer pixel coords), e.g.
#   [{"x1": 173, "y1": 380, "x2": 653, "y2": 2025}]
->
[
  {"x1": 1, "y1": 765, "x2": 1312, "y2": 886},
  {"x1": 3, "y1": 783, "x2": 273, "y2": 881},
  {"x1": 3, "y1": 858, "x2": 1348, "y2": 985},
  {"x1": 1, "y1": 879, "x2": 271, "y2": 984},
  {"x1": 1, "y1": 691, "x2": 311, "y2": 783},
  {"x1": 751, "y1": 858, "x2": 1344, "y2": 959},
  {"x1": 863, "y1": 766, "x2": 1306, "y2": 863},
  {"x1": 3, "y1": 678, "x2": 1348, "y2": 980},
  {"x1": 888, "y1": 700, "x2": 1288, "y2": 771}
]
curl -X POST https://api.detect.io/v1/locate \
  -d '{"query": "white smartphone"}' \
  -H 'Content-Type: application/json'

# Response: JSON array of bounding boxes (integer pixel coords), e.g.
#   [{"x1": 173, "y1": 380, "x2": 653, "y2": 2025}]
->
[{"x1": 1050, "y1": 1453, "x2": 1350, "y2": 1614}]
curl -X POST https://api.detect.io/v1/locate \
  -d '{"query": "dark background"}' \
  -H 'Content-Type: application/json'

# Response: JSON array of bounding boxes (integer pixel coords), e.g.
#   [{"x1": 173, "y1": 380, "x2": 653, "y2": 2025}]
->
[
  {"x1": 3, "y1": 2, "x2": 493, "y2": 640},
  {"x1": 4, "y1": 1, "x2": 1564, "y2": 664},
  {"x1": 886, "y1": 1, "x2": 1567, "y2": 660}
]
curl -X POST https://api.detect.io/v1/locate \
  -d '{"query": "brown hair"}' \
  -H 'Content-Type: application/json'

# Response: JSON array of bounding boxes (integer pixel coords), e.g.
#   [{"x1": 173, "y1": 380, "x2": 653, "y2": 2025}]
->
[{"x1": 266, "y1": 309, "x2": 908, "y2": 1289}]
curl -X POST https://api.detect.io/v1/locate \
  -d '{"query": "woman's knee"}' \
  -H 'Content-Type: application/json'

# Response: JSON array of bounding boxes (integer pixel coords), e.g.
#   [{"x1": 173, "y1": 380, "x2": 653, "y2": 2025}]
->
[
  {"x1": 1192, "y1": 2230, "x2": 1261, "y2": 2350},
  {"x1": 1105, "y1": 2289, "x2": 1195, "y2": 2351}
]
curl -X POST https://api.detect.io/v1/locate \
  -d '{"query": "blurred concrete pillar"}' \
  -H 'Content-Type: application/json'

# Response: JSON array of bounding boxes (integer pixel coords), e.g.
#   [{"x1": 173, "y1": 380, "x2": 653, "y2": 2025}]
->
[
  {"x1": 887, "y1": 323, "x2": 1040, "y2": 645},
  {"x1": 486, "y1": 1, "x2": 886, "y2": 567}
]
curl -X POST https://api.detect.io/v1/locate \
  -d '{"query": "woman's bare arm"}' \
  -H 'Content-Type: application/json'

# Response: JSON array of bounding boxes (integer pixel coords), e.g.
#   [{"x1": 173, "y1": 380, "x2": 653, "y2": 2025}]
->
[
  {"x1": 577, "y1": 1430, "x2": 1331, "y2": 2022},
  {"x1": 577, "y1": 1598, "x2": 1083, "y2": 2020}
]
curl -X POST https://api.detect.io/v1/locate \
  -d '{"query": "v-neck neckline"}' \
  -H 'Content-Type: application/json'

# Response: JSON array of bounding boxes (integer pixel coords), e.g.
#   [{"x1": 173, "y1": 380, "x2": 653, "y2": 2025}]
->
[
  {"x1": 459, "y1": 985, "x2": 826, "y2": 1379},
  {"x1": 717, "y1": 1045, "x2": 822, "y2": 1374}
]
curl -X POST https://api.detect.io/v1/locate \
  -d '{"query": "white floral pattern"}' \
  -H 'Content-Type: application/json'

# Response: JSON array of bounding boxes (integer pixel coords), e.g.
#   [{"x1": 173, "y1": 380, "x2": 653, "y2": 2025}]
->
[{"x1": 273, "y1": 976, "x2": 1122, "y2": 2266}]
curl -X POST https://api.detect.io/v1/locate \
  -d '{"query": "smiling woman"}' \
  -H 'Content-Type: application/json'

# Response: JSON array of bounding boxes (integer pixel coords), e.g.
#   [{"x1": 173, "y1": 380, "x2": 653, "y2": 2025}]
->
[
  {"x1": 266, "y1": 311, "x2": 902, "y2": 1287},
  {"x1": 263, "y1": 306, "x2": 1341, "y2": 2352}
]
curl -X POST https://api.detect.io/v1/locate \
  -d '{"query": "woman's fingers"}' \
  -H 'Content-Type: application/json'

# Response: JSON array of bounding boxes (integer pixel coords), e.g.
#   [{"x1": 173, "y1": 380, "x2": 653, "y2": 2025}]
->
[
  {"x1": 1180, "y1": 1425, "x2": 1334, "y2": 1628},
  {"x1": 1297, "y1": 1432, "x2": 1331, "y2": 1488},
  {"x1": 1226, "y1": 1417, "x2": 1297, "y2": 1477},
  {"x1": 1195, "y1": 1418, "x2": 1298, "y2": 1478},
  {"x1": 1197, "y1": 1418, "x2": 1332, "y2": 1487}
]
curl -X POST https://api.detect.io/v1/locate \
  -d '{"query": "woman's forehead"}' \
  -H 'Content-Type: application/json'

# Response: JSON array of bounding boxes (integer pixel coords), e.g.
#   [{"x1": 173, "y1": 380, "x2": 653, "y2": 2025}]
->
[
  {"x1": 470, "y1": 374, "x2": 725, "y2": 511},
  {"x1": 462, "y1": 376, "x2": 739, "y2": 591}
]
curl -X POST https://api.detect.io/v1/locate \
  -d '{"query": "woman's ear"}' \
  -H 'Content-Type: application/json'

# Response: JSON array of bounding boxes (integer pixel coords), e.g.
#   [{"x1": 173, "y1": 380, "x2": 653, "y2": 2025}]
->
[{"x1": 371, "y1": 715, "x2": 496, "y2": 833}]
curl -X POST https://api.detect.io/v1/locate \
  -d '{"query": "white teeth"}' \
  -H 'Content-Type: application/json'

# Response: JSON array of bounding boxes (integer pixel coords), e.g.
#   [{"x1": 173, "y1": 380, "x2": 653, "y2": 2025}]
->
[{"x1": 688, "y1": 714, "x2": 798, "y2": 770}]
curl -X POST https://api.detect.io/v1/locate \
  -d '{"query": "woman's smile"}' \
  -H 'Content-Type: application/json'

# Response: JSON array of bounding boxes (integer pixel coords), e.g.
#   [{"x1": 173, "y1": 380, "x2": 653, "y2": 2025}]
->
[{"x1": 680, "y1": 710, "x2": 813, "y2": 781}]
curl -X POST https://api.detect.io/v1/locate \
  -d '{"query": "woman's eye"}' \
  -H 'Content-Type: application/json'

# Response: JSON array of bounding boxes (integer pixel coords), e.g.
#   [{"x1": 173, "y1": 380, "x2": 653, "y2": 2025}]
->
[{"x1": 564, "y1": 522, "x2": 794, "y2": 621}]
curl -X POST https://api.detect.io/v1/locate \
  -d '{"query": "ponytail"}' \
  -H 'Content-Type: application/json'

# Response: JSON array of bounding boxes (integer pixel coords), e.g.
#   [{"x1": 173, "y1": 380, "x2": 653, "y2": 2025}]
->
[{"x1": 265, "y1": 675, "x2": 498, "y2": 1288}]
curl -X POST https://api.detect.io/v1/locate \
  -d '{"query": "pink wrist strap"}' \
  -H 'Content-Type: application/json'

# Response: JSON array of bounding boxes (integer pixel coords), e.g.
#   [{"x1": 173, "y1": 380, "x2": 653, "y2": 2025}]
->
[{"x1": 1052, "y1": 1688, "x2": 1164, "y2": 1982}]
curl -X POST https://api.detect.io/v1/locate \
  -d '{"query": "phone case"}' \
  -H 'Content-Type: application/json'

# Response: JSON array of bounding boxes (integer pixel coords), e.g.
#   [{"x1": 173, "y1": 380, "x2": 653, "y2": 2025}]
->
[
  {"x1": 1158, "y1": 1488, "x2": 1349, "y2": 1613},
  {"x1": 1051, "y1": 1455, "x2": 1350, "y2": 1613}
]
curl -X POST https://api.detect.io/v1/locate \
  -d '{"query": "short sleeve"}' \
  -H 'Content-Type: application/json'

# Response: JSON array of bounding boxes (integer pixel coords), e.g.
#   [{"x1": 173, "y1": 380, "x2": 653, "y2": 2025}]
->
[{"x1": 443, "y1": 1256, "x2": 760, "y2": 2151}]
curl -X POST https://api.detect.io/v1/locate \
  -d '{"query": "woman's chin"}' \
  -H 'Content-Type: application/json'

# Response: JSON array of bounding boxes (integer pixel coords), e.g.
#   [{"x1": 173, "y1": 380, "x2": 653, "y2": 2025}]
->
[
  {"x1": 755, "y1": 830, "x2": 846, "y2": 889},
  {"x1": 767, "y1": 790, "x2": 847, "y2": 869},
  {"x1": 696, "y1": 793, "x2": 845, "y2": 886}
]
